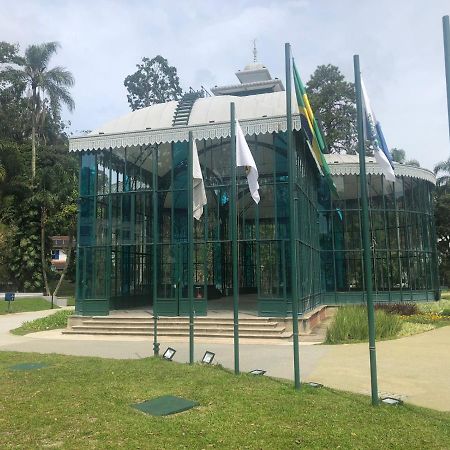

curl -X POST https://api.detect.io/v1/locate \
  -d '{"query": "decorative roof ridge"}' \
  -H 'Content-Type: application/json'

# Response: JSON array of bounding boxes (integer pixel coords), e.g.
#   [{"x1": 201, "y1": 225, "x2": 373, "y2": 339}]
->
[
  {"x1": 327, "y1": 159, "x2": 436, "y2": 185},
  {"x1": 69, "y1": 114, "x2": 302, "y2": 152}
]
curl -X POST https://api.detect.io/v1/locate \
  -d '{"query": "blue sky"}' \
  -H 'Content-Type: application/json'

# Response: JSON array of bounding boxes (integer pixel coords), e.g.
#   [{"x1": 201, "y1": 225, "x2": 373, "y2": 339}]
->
[{"x1": 1, "y1": 0, "x2": 449, "y2": 169}]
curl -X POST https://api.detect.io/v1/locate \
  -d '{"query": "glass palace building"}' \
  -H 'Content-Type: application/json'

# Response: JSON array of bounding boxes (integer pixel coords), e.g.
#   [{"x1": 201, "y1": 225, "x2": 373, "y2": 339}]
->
[{"x1": 69, "y1": 63, "x2": 439, "y2": 317}]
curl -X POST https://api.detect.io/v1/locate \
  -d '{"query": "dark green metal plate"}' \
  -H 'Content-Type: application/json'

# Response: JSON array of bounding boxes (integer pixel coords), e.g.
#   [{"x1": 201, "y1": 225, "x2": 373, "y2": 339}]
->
[
  {"x1": 132, "y1": 395, "x2": 199, "y2": 416},
  {"x1": 9, "y1": 363, "x2": 49, "y2": 371}
]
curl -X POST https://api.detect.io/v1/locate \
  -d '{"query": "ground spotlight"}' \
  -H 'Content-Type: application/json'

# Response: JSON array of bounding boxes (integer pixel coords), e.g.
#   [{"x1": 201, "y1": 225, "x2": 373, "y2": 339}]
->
[
  {"x1": 202, "y1": 351, "x2": 215, "y2": 364},
  {"x1": 249, "y1": 369, "x2": 266, "y2": 376},
  {"x1": 307, "y1": 382, "x2": 323, "y2": 388},
  {"x1": 162, "y1": 347, "x2": 176, "y2": 361},
  {"x1": 381, "y1": 396, "x2": 403, "y2": 406}
]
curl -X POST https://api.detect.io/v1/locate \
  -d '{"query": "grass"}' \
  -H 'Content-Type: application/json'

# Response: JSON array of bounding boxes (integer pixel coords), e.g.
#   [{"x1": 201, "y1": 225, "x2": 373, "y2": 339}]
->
[
  {"x1": 10, "y1": 309, "x2": 73, "y2": 335},
  {"x1": 397, "y1": 321, "x2": 435, "y2": 337},
  {"x1": 325, "y1": 306, "x2": 402, "y2": 344},
  {"x1": 0, "y1": 352, "x2": 449, "y2": 449},
  {"x1": 326, "y1": 298, "x2": 450, "y2": 344},
  {"x1": 0, "y1": 297, "x2": 55, "y2": 315}
]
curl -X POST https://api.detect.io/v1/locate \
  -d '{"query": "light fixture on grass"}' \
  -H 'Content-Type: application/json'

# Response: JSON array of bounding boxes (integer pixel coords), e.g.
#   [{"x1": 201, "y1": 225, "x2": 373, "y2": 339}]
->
[
  {"x1": 162, "y1": 347, "x2": 176, "y2": 361},
  {"x1": 381, "y1": 396, "x2": 403, "y2": 406},
  {"x1": 202, "y1": 351, "x2": 215, "y2": 364},
  {"x1": 307, "y1": 382, "x2": 323, "y2": 388},
  {"x1": 249, "y1": 369, "x2": 266, "y2": 376}
]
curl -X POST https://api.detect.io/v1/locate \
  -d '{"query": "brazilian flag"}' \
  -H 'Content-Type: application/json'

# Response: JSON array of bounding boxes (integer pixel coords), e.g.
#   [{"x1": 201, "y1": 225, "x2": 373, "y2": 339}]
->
[{"x1": 293, "y1": 60, "x2": 337, "y2": 196}]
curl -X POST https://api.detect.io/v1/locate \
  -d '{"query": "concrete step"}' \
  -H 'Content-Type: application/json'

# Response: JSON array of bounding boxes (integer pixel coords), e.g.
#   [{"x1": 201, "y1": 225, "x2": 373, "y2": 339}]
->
[
  {"x1": 88, "y1": 318, "x2": 276, "y2": 325},
  {"x1": 66, "y1": 314, "x2": 294, "y2": 339},
  {"x1": 78, "y1": 323, "x2": 286, "y2": 332},
  {"x1": 63, "y1": 329, "x2": 292, "y2": 338},
  {"x1": 69, "y1": 325, "x2": 285, "y2": 333}
]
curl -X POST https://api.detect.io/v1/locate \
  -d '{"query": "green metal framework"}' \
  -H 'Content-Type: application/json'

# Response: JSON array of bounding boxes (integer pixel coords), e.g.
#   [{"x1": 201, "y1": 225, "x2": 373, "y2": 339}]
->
[
  {"x1": 75, "y1": 131, "x2": 438, "y2": 317},
  {"x1": 320, "y1": 172, "x2": 440, "y2": 304},
  {"x1": 75, "y1": 129, "x2": 322, "y2": 317}
]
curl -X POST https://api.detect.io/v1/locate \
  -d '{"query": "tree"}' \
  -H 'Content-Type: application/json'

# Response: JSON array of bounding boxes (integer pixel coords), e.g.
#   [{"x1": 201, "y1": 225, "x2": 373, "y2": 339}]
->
[
  {"x1": 391, "y1": 148, "x2": 406, "y2": 164},
  {"x1": 389, "y1": 148, "x2": 420, "y2": 167},
  {"x1": 306, "y1": 64, "x2": 357, "y2": 154},
  {"x1": 434, "y1": 157, "x2": 450, "y2": 285},
  {"x1": 124, "y1": 55, "x2": 182, "y2": 111},
  {"x1": 405, "y1": 159, "x2": 420, "y2": 167},
  {"x1": 35, "y1": 144, "x2": 78, "y2": 295},
  {"x1": 434, "y1": 156, "x2": 450, "y2": 190},
  {"x1": 4, "y1": 42, "x2": 74, "y2": 180},
  {"x1": 435, "y1": 193, "x2": 450, "y2": 286}
]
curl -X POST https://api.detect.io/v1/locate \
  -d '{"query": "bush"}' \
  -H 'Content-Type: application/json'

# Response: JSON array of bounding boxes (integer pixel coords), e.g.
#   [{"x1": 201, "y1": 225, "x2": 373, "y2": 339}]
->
[
  {"x1": 325, "y1": 306, "x2": 402, "y2": 344},
  {"x1": 441, "y1": 308, "x2": 450, "y2": 317},
  {"x1": 375, "y1": 302, "x2": 418, "y2": 316}
]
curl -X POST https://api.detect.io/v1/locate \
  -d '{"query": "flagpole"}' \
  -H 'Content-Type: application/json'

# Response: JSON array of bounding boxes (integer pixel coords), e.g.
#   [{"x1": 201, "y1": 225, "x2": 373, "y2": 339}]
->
[
  {"x1": 443, "y1": 15, "x2": 450, "y2": 143},
  {"x1": 230, "y1": 102, "x2": 240, "y2": 375},
  {"x1": 285, "y1": 42, "x2": 301, "y2": 390},
  {"x1": 152, "y1": 145, "x2": 159, "y2": 356},
  {"x1": 354, "y1": 54, "x2": 379, "y2": 406},
  {"x1": 188, "y1": 131, "x2": 195, "y2": 364}
]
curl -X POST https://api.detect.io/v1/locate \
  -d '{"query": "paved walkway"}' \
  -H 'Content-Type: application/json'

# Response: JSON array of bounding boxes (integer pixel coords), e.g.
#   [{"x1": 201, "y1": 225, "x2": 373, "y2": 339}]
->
[{"x1": 0, "y1": 309, "x2": 449, "y2": 412}]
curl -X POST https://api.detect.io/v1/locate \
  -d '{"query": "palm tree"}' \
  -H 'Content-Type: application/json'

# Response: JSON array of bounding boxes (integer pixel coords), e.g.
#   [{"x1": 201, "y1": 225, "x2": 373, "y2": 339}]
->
[
  {"x1": 434, "y1": 156, "x2": 450, "y2": 191},
  {"x1": 5, "y1": 42, "x2": 74, "y2": 180}
]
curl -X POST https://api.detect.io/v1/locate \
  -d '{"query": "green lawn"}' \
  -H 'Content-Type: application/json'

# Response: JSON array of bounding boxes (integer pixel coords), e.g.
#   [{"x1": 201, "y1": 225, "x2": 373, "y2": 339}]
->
[
  {"x1": 0, "y1": 297, "x2": 56, "y2": 315},
  {"x1": 0, "y1": 352, "x2": 449, "y2": 449},
  {"x1": 10, "y1": 309, "x2": 73, "y2": 335}
]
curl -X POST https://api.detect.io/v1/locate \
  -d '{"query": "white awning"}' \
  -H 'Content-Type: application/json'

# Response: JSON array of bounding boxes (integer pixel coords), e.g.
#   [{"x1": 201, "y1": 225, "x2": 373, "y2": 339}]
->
[{"x1": 69, "y1": 91, "x2": 300, "y2": 152}]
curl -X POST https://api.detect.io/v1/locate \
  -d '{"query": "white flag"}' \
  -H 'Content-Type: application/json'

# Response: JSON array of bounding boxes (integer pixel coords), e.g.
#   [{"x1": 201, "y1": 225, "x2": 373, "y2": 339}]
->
[
  {"x1": 193, "y1": 140, "x2": 207, "y2": 220},
  {"x1": 236, "y1": 120, "x2": 260, "y2": 203},
  {"x1": 361, "y1": 77, "x2": 396, "y2": 183}
]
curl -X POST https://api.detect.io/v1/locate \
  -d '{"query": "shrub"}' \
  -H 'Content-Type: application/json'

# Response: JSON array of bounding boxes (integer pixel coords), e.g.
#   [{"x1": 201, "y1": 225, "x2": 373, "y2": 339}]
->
[
  {"x1": 325, "y1": 306, "x2": 402, "y2": 344},
  {"x1": 441, "y1": 308, "x2": 450, "y2": 317},
  {"x1": 375, "y1": 302, "x2": 418, "y2": 316}
]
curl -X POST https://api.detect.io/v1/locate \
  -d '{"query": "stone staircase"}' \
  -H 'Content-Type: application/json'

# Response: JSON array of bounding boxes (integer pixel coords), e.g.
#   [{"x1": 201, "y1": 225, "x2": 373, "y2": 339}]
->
[{"x1": 64, "y1": 316, "x2": 292, "y2": 340}]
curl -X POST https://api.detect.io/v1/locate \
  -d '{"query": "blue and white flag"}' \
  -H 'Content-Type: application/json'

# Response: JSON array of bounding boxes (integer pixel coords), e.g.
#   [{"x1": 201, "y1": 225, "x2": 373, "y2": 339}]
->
[{"x1": 361, "y1": 78, "x2": 396, "y2": 182}]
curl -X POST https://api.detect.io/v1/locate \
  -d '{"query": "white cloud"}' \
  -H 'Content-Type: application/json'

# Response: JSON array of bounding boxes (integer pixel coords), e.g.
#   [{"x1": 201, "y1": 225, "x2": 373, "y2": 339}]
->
[{"x1": 0, "y1": 0, "x2": 449, "y2": 169}]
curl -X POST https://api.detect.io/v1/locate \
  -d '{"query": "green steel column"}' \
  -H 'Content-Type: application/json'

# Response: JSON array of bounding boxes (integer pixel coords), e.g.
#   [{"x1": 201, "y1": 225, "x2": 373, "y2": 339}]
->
[
  {"x1": 354, "y1": 54, "x2": 379, "y2": 406},
  {"x1": 152, "y1": 145, "x2": 159, "y2": 356},
  {"x1": 230, "y1": 102, "x2": 240, "y2": 375},
  {"x1": 107, "y1": 149, "x2": 113, "y2": 306},
  {"x1": 188, "y1": 131, "x2": 195, "y2": 364},
  {"x1": 285, "y1": 43, "x2": 301, "y2": 390},
  {"x1": 75, "y1": 154, "x2": 83, "y2": 314},
  {"x1": 443, "y1": 16, "x2": 450, "y2": 142}
]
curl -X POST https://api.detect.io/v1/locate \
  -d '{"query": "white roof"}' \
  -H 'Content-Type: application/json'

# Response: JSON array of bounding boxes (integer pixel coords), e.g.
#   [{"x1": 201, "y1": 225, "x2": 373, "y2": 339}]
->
[
  {"x1": 93, "y1": 101, "x2": 178, "y2": 135},
  {"x1": 91, "y1": 91, "x2": 296, "y2": 135},
  {"x1": 325, "y1": 154, "x2": 436, "y2": 184},
  {"x1": 70, "y1": 91, "x2": 300, "y2": 152}
]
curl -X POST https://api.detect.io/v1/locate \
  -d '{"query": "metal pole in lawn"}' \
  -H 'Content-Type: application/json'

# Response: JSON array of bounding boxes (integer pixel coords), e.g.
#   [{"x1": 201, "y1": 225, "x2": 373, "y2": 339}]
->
[
  {"x1": 443, "y1": 16, "x2": 450, "y2": 143},
  {"x1": 152, "y1": 145, "x2": 159, "y2": 356},
  {"x1": 230, "y1": 102, "x2": 240, "y2": 375},
  {"x1": 285, "y1": 42, "x2": 301, "y2": 390},
  {"x1": 188, "y1": 131, "x2": 195, "y2": 364},
  {"x1": 353, "y1": 54, "x2": 379, "y2": 406}
]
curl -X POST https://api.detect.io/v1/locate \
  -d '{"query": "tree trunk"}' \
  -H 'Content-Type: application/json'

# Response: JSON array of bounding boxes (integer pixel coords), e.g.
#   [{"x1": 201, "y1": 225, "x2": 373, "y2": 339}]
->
[
  {"x1": 40, "y1": 206, "x2": 50, "y2": 296},
  {"x1": 52, "y1": 234, "x2": 74, "y2": 298},
  {"x1": 31, "y1": 122, "x2": 36, "y2": 180}
]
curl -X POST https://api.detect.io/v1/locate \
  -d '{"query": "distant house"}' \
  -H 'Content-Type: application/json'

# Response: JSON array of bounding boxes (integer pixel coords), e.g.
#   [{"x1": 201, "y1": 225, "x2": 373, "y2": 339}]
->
[{"x1": 51, "y1": 236, "x2": 71, "y2": 271}]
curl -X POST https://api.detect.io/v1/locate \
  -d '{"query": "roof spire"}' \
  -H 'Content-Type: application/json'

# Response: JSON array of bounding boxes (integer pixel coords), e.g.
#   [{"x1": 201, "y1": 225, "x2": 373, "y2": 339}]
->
[{"x1": 253, "y1": 39, "x2": 257, "y2": 63}]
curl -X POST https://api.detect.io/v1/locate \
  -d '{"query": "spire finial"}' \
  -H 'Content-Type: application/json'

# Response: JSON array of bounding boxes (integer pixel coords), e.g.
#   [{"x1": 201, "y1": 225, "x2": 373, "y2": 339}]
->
[{"x1": 253, "y1": 39, "x2": 257, "y2": 63}]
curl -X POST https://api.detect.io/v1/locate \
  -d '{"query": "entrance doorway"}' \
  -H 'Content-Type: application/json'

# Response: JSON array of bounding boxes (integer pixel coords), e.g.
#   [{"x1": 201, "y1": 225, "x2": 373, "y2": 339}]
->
[{"x1": 155, "y1": 242, "x2": 208, "y2": 316}]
